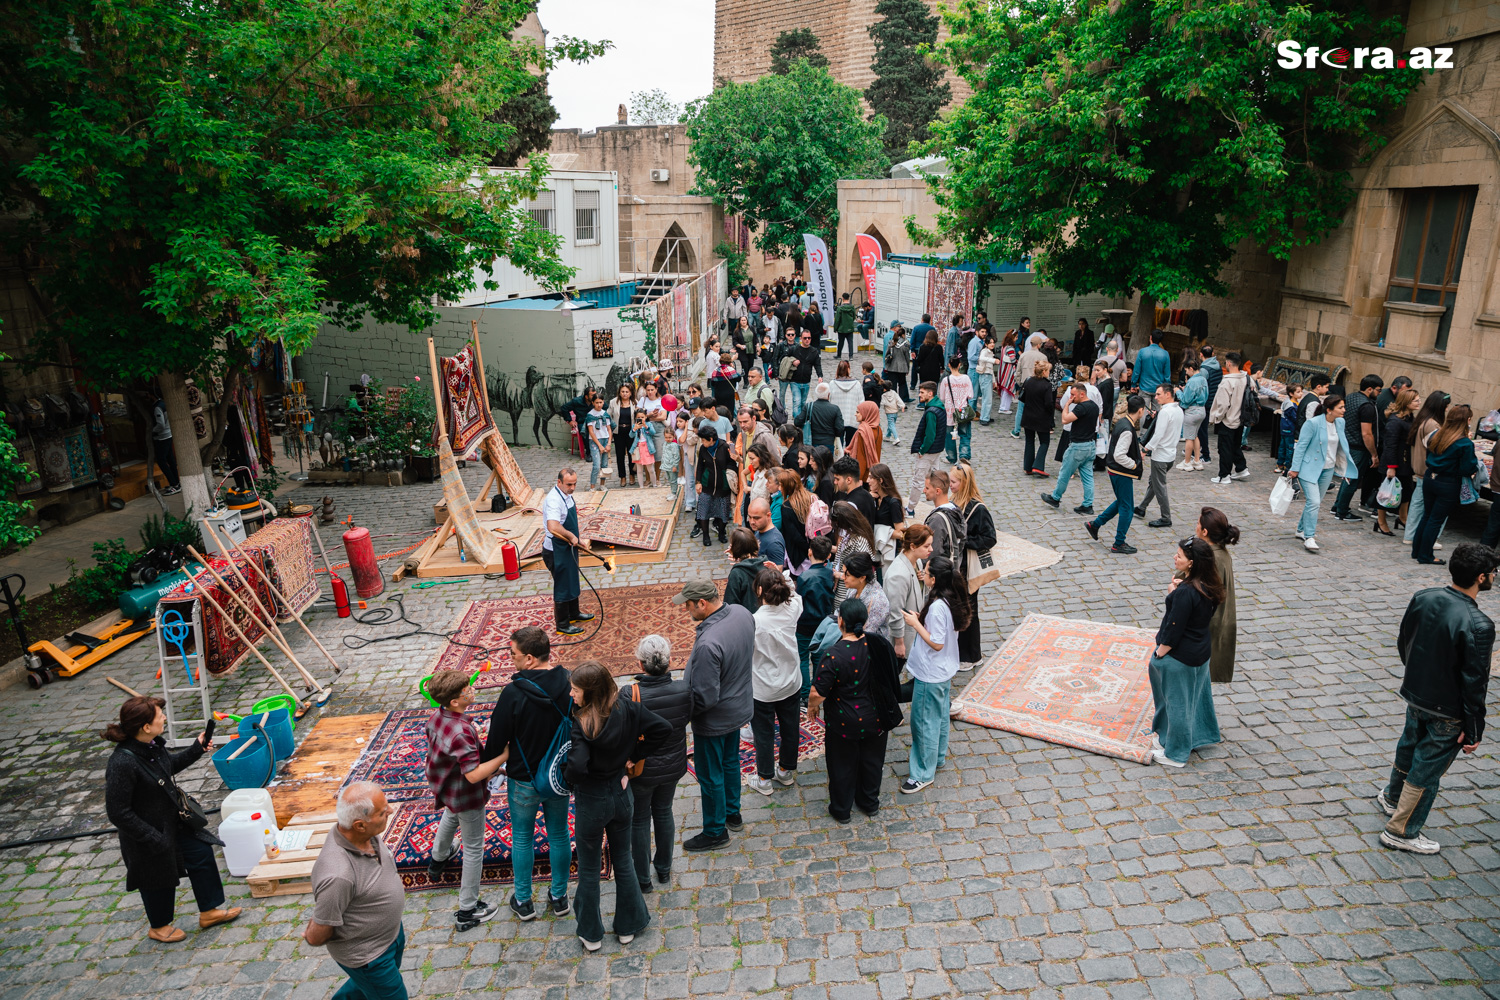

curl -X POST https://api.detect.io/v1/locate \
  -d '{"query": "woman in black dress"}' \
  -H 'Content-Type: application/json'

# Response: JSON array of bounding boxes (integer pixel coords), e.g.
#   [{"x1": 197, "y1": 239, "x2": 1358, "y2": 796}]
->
[
  {"x1": 916, "y1": 328, "x2": 946, "y2": 385},
  {"x1": 806, "y1": 599, "x2": 903, "y2": 824},
  {"x1": 1019, "y1": 360, "x2": 1056, "y2": 475},
  {"x1": 866, "y1": 462, "x2": 906, "y2": 581},
  {"x1": 103, "y1": 696, "x2": 240, "y2": 942},
  {"x1": 948, "y1": 461, "x2": 995, "y2": 670}
]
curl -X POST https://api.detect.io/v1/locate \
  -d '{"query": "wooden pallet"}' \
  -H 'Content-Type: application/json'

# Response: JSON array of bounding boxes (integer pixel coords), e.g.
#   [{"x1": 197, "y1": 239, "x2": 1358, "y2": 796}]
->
[{"x1": 245, "y1": 814, "x2": 337, "y2": 897}]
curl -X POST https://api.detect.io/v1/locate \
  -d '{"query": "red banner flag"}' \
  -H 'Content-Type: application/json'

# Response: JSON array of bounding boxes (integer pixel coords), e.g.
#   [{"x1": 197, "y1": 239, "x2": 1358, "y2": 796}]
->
[{"x1": 855, "y1": 234, "x2": 883, "y2": 307}]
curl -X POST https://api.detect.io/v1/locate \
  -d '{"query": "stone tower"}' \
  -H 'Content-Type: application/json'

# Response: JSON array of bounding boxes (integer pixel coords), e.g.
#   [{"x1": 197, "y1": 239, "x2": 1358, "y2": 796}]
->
[{"x1": 713, "y1": 0, "x2": 969, "y2": 104}]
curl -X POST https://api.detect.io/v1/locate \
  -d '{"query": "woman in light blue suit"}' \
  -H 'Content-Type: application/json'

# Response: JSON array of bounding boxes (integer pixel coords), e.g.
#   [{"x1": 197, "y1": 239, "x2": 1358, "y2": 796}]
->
[{"x1": 1287, "y1": 395, "x2": 1352, "y2": 552}]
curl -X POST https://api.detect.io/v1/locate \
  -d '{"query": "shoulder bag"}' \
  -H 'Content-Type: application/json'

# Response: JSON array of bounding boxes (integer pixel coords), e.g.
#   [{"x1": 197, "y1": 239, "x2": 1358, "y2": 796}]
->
[
  {"x1": 962, "y1": 502, "x2": 1000, "y2": 593},
  {"x1": 625, "y1": 685, "x2": 646, "y2": 778},
  {"x1": 944, "y1": 378, "x2": 978, "y2": 427},
  {"x1": 123, "y1": 741, "x2": 217, "y2": 831},
  {"x1": 512, "y1": 677, "x2": 573, "y2": 798}
]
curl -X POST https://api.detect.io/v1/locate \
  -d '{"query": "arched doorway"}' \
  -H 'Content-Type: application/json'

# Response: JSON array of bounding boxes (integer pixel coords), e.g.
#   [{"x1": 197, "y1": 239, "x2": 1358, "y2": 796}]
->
[{"x1": 651, "y1": 223, "x2": 697, "y2": 275}]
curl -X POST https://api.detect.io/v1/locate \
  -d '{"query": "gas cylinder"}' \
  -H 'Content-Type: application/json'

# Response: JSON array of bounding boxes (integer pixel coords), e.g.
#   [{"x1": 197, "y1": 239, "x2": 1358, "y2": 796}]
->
[
  {"x1": 501, "y1": 538, "x2": 520, "y2": 581},
  {"x1": 342, "y1": 523, "x2": 384, "y2": 599},
  {"x1": 331, "y1": 574, "x2": 351, "y2": 618}
]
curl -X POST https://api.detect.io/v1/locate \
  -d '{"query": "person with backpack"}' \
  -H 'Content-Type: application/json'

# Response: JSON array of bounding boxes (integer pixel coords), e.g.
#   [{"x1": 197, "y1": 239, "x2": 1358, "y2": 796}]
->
[
  {"x1": 882, "y1": 325, "x2": 911, "y2": 404},
  {"x1": 1085, "y1": 395, "x2": 1145, "y2": 555},
  {"x1": 1206, "y1": 351, "x2": 1251, "y2": 484},
  {"x1": 481, "y1": 627, "x2": 574, "y2": 922},
  {"x1": 565, "y1": 661, "x2": 673, "y2": 951},
  {"x1": 906, "y1": 381, "x2": 947, "y2": 515},
  {"x1": 921, "y1": 468, "x2": 966, "y2": 564}
]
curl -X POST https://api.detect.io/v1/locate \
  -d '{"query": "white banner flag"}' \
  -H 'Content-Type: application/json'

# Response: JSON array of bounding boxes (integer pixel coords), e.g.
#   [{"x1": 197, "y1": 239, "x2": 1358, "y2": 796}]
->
[{"x1": 802, "y1": 233, "x2": 834, "y2": 325}]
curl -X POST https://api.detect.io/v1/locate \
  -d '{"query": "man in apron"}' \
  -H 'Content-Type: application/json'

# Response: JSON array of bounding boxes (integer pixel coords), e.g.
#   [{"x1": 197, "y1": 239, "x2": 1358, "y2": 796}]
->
[{"x1": 542, "y1": 468, "x2": 594, "y2": 635}]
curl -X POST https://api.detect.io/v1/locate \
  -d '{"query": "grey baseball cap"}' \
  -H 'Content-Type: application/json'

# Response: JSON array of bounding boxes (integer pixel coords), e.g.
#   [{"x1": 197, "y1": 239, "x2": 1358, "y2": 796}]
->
[{"x1": 671, "y1": 579, "x2": 719, "y2": 604}]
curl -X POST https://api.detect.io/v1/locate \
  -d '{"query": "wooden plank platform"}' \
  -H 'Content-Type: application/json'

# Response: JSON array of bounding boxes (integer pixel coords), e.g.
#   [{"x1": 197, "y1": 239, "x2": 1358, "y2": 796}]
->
[
  {"x1": 268, "y1": 712, "x2": 385, "y2": 828},
  {"x1": 246, "y1": 858, "x2": 316, "y2": 897}
]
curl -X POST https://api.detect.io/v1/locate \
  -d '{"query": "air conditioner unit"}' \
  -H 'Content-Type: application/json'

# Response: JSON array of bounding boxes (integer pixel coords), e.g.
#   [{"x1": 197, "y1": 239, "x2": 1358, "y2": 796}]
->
[{"x1": 650, "y1": 169, "x2": 670, "y2": 183}]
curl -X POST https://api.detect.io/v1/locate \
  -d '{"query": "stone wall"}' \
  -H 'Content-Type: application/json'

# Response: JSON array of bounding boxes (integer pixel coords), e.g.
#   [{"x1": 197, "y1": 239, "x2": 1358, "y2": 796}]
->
[
  {"x1": 1270, "y1": 5, "x2": 1500, "y2": 407},
  {"x1": 713, "y1": 0, "x2": 969, "y2": 105},
  {"x1": 835, "y1": 178, "x2": 954, "y2": 299}
]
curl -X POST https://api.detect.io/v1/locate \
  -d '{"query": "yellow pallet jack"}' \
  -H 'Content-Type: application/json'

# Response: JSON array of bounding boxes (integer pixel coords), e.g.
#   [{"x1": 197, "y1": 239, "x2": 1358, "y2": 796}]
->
[{"x1": 26, "y1": 615, "x2": 157, "y2": 688}]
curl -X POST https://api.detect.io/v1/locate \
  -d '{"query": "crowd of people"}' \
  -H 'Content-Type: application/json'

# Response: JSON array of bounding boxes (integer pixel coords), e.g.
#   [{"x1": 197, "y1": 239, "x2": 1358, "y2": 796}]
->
[{"x1": 96, "y1": 292, "x2": 1493, "y2": 994}]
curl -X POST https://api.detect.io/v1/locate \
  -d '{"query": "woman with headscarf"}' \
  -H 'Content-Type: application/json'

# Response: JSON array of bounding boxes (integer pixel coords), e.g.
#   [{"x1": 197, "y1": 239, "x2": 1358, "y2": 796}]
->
[{"x1": 848, "y1": 400, "x2": 883, "y2": 480}]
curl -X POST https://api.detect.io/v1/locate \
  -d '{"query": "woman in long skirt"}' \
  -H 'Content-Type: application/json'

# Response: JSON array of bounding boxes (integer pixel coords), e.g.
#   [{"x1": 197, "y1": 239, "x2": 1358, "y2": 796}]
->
[
  {"x1": 1149, "y1": 537, "x2": 1223, "y2": 767},
  {"x1": 949, "y1": 462, "x2": 995, "y2": 671}
]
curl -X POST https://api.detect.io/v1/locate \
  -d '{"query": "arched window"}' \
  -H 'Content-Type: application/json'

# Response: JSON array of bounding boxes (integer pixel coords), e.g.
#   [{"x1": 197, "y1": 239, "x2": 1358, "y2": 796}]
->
[{"x1": 651, "y1": 223, "x2": 697, "y2": 274}]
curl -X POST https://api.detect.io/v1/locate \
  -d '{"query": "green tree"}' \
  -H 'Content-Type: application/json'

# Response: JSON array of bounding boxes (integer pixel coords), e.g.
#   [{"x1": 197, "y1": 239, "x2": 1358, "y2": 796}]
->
[
  {"x1": 713, "y1": 240, "x2": 750, "y2": 289},
  {"x1": 1, "y1": 0, "x2": 605, "y2": 513},
  {"x1": 629, "y1": 88, "x2": 684, "y2": 125},
  {"x1": 0, "y1": 348, "x2": 38, "y2": 552},
  {"x1": 686, "y1": 62, "x2": 888, "y2": 260},
  {"x1": 769, "y1": 28, "x2": 829, "y2": 74},
  {"x1": 865, "y1": 0, "x2": 951, "y2": 164},
  {"x1": 915, "y1": 0, "x2": 1421, "y2": 344},
  {"x1": 491, "y1": 79, "x2": 561, "y2": 168}
]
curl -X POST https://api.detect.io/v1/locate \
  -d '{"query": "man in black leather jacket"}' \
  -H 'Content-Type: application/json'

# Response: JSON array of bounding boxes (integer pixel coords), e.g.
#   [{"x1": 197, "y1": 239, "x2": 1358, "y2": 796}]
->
[{"x1": 1378, "y1": 542, "x2": 1496, "y2": 855}]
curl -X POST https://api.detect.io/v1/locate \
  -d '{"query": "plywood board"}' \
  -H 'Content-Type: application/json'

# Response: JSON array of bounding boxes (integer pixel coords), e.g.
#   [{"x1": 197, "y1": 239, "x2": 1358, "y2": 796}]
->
[{"x1": 269, "y1": 712, "x2": 386, "y2": 827}]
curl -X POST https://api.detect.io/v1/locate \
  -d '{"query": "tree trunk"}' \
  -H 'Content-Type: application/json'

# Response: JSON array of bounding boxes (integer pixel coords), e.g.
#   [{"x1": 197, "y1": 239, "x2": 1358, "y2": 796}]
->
[
  {"x1": 1128, "y1": 293, "x2": 1156, "y2": 361},
  {"x1": 159, "y1": 371, "x2": 212, "y2": 516}
]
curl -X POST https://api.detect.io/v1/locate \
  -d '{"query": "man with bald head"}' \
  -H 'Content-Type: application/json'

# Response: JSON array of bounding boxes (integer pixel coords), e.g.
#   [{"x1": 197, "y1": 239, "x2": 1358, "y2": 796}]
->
[{"x1": 747, "y1": 498, "x2": 786, "y2": 569}]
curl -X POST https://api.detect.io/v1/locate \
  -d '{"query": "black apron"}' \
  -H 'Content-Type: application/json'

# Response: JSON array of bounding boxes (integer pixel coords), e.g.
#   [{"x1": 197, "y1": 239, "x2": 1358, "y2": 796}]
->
[{"x1": 545, "y1": 487, "x2": 581, "y2": 603}]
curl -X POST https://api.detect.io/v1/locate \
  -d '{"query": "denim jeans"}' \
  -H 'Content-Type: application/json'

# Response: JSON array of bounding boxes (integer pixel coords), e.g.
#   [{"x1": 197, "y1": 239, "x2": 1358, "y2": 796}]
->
[
  {"x1": 1413, "y1": 476, "x2": 1460, "y2": 563},
  {"x1": 787, "y1": 382, "x2": 810, "y2": 424},
  {"x1": 138, "y1": 832, "x2": 226, "y2": 927},
  {"x1": 797, "y1": 632, "x2": 815, "y2": 701},
  {"x1": 507, "y1": 777, "x2": 571, "y2": 904},
  {"x1": 1297, "y1": 467, "x2": 1336, "y2": 538},
  {"x1": 885, "y1": 413, "x2": 898, "y2": 439},
  {"x1": 630, "y1": 778, "x2": 677, "y2": 885},
  {"x1": 1050, "y1": 441, "x2": 1096, "y2": 507},
  {"x1": 973, "y1": 372, "x2": 994, "y2": 422},
  {"x1": 1012, "y1": 402, "x2": 1025, "y2": 435},
  {"x1": 1383, "y1": 705, "x2": 1464, "y2": 839},
  {"x1": 944, "y1": 422, "x2": 972, "y2": 462},
  {"x1": 573, "y1": 783, "x2": 650, "y2": 943},
  {"x1": 432, "y1": 806, "x2": 486, "y2": 911},
  {"x1": 333, "y1": 925, "x2": 408, "y2": 1000},
  {"x1": 1092, "y1": 473, "x2": 1135, "y2": 545},
  {"x1": 693, "y1": 731, "x2": 742, "y2": 837},
  {"x1": 1405, "y1": 480, "x2": 1445, "y2": 543},
  {"x1": 1023, "y1": 429, "x2": 1050, "y2": 472},
  {"x1": 908, "y1": 678, "x2": 951, "y2": 783},
  {"x1": 751, "y1": 694, "x2": 801, "y2": 778},
  {"x1": 1331, "y1": 449, "x2": 1370, "y2": 515},
  {"x1": 588, "y1": 441, "x2": 605, "y2": 487}
]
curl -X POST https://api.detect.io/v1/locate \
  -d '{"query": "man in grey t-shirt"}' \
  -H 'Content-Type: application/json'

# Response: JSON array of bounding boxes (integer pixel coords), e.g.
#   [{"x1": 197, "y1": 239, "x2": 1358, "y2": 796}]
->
[{"x1": 304, "y1": 782, "x2": 408, "y2": 998}]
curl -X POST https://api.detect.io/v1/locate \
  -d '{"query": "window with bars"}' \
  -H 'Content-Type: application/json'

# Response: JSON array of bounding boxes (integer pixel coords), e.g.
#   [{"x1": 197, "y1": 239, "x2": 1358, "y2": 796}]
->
[
  {"x1": 527, "y1": 190, "x2": 554, "y2": 234},
  {"x1": 574, "y1": 189, "x2": 599, "y2": 244},
  {"x1": 1384, "y1": 187, "x2": 1476, "y2": 351}
]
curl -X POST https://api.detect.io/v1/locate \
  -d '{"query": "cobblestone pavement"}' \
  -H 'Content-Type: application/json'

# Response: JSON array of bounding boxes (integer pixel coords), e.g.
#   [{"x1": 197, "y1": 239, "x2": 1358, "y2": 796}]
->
[{"x1": 1, "y1": 409, "x2": 1497, "y2": 1000}]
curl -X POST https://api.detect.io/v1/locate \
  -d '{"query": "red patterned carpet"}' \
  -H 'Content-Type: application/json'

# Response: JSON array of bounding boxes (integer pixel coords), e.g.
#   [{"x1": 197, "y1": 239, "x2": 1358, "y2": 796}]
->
[
  {"x1": 951, "y1": 613, "x2": 1156, "y2": 764},
  {"x1": 432, "y1": 581, "x2": 724, "y2": 688}
]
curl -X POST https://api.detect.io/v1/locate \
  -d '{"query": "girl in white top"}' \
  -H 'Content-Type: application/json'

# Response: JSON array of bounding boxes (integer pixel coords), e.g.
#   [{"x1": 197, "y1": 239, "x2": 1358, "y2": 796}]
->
[{"x1": 899, "y1": 553, "x2": 969, "y2": 792}]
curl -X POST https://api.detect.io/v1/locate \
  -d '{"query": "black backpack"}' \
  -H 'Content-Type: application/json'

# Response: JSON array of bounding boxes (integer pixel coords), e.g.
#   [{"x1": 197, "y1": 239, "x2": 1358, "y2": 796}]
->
[{"x1": 1239, "y1": 377, "x2": 1260, "y2": 429}]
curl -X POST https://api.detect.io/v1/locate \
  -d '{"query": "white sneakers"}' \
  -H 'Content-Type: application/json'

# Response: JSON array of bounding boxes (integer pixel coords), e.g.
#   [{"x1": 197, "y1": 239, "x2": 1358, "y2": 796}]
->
[
  {"x1": 1375, "y1": 789, "x2": 1396, "y2": 816},
  {"x1": 1210, "y1": 476, "x2": 1232, "y2": 484},
  {"x1": 1149, "y1": 733, "x2": 1184, "y2": 767},
  {"x1": 1231, "y1": 469, "x2": 1251, "y2": 480},
  {"x1": 1380, "y1": 830, "x2": 1440, "y2": 854},
  {"x1": 1304, "y1": 537, "x2": 1320, "y2": 551},
  {"x1": 774, "y1": 766, "x2": 796, "y2": 786},
  {"x1": 747, "y1": 775, "x2": 774, "y2": 796}
]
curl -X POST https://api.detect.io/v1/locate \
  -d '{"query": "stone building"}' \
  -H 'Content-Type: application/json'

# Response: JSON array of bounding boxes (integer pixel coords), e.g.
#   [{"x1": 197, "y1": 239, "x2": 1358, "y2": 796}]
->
[
  {"x1": 713, "y1": 0, "x2": 969, "y2": 105},
  {"x1": 834, "y1": 177, "x2": 952, "y2": 302},
  {"x1": 1267, "y1": 0, "x2": 1499, "y2": 404}
]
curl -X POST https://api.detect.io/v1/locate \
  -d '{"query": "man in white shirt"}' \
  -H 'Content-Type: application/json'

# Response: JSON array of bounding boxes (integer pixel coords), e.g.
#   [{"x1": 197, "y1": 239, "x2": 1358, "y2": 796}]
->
[
  {"x1": 542, "y1": 468, "x2": 592, "y2": 635},
  {"x1": 1137, "y1": 383, "x2": 1184, "y2": 527}
]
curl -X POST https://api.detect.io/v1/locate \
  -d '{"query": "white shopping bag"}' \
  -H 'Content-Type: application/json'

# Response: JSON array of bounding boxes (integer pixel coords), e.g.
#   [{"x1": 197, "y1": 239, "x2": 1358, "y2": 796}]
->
[
  {"x1": 1269, "y1": 476, "x2": 1295, "y2": 517},
  {"x1": 1377, "y1": 476, "x2": 1403, "y2": 509}
]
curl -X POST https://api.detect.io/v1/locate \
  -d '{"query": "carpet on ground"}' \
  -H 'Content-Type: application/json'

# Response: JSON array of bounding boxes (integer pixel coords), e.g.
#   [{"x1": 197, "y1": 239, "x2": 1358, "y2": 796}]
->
[
  {"x1": 951, "y1": 613, "x2": 1155, "y2": 763},
  {"x1": 431, "y1": 582, "x2": 723, "y2": 687},
  {"x1": 683, "y1": 715, "x2": 826, "y2": 780},
  {"x1": 345, "y1": 706, "x2": 608, "y2": 890},
  {"x1": 986, "y1": 531, "x2": 1063, "y2": 579},
  {"x1": 240, "y1": 516, "x2": 319, "y2": 620}
]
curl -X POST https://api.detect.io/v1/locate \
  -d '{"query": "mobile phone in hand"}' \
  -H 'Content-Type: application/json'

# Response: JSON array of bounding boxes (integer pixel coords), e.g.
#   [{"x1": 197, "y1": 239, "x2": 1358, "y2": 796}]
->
[{"x1": 203, "y1": 718, "x2": 216, "y2": 745}]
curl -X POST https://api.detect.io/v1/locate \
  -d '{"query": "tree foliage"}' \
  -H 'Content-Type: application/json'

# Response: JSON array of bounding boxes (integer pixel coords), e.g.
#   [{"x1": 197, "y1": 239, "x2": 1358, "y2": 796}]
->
[
  {"x1": 686, "y1": 62, "x2": 887, "y2": 259},
  {"x1": 865, "y1": 0, "x2": 951, "y2": 165},
  {"x1": 713, "y1": 240, "x2": 749, "y2": 289},
  {"x1": 629, "y1": 88, "x2": 684, "y2": 125},
  {"x1": 915, "y1": 0, "x2": 1422, "y2": 303},
  {"x1": 0, "y1": 348, "x2": 38, "y2": 552},
  {"x1": 0, "y1": 0, "x2": 608, "y2": 389},
  {"x1": 769, "y1": 29, "x2": 830, "y2": 75},
  {"x1": 491, "y1": 78, "x2": 561, "y2": 168}
]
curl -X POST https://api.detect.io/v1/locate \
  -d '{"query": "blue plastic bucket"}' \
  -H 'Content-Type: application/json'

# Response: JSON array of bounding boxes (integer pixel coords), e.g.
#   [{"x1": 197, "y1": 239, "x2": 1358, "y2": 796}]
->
[
  {"x1": 212, "y1": 734, "x2": 275, "y2": 790},
  {"x1": 237, "y1": 708, "x2": 294, "y2": 760}
]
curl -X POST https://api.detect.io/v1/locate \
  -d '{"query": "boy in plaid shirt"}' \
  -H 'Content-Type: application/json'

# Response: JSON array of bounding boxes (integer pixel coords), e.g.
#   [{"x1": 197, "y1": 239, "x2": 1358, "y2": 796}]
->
[{"x1": 425, "y1": 670, "x2": 507, "y2": 931}]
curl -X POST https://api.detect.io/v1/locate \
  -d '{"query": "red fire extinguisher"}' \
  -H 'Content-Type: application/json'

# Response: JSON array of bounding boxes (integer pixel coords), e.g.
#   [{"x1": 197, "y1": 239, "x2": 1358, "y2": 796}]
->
[
  {"x1": 342, "y1": 519, "x2": 385, "y2": 599},
  {"x1": 331, "y1": 574, "x2": 351, "y2": 618},
  {"x1": 500, "y1": 538, "x2": 520, "y2": 581}
]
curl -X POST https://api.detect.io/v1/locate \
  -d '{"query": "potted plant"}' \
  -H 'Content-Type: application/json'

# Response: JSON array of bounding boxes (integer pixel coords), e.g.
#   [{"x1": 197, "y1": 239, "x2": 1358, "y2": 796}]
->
[{"x1": 398, "y1": 378, "x2": 438, "y2": 482}]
